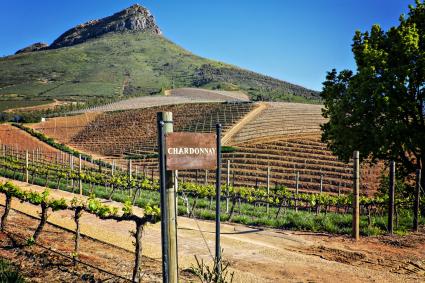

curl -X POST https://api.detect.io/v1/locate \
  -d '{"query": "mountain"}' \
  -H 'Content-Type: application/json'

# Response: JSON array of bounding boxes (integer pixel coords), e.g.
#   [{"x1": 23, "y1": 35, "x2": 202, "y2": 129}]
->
[{"x1": 0, "y1": 4, "x2": 319, "y2": 104}]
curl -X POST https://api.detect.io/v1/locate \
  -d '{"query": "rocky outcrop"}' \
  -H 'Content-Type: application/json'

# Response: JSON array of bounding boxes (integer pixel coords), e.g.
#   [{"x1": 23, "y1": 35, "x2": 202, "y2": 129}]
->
[
  {"x1": 15, "y1": 42, "x2": 48, "y2": 54},
  {"x1": 49, "y1": 4, "x2": 161, "y2": 49}
]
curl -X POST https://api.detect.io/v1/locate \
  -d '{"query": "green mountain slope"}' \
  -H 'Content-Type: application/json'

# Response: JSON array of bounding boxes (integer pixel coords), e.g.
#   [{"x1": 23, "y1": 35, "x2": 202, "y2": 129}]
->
[{"x1": 0, "y1": 26, "x2": 318, "y2": 104}]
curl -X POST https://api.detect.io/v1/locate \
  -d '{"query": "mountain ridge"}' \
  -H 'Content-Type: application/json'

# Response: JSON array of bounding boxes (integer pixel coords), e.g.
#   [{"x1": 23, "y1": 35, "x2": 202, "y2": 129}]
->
[{"x1": 1, "y1": 4, "x2": 319, "y2": 104}]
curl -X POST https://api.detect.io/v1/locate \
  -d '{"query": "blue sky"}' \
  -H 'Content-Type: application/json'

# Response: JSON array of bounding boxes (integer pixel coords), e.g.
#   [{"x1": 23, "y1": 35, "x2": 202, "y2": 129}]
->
[{"x1": 0, "y1": 0, "x2": 412, "y2": 90}]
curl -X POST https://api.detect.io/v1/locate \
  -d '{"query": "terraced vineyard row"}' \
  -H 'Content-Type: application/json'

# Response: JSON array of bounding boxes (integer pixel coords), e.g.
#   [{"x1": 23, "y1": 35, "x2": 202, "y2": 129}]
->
[
  {"x1": 33, "y1": 102, "x2": 256, "y2": 157},
  {"x1": 30, "y1": 112, "x2": 100, "y2": 144},
  {"x1": 167, "y1": 88, "x2": 249, "y2": 101},
  {"x1": 232, "y1": 102, "x2": 326, "y2": 143},
  {"x1": 127, "y1": 135, "x2": 382, "y2": 196},
  {"x1": 0, "y1": 124, "x2": 59, "y2": 155}
]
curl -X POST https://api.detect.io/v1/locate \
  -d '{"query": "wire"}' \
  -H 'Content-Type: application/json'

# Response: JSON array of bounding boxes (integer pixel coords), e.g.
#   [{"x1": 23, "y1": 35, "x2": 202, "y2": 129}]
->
[
  {"x1": 192, "y1": 216, "x2": 215, "y2": 261},
  {"x1": 3, "y1": 229, "x2": 132, "y2": 282}
]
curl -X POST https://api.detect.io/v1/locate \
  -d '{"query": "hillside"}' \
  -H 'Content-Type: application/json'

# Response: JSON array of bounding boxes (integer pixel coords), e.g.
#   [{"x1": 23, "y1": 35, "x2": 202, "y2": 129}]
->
[
  {"x1": 0, "y1": 5, "x2": 318, "y2": 106},
  {"x1": 27, "y1": 101, "x2": 382, "y2": 195}
]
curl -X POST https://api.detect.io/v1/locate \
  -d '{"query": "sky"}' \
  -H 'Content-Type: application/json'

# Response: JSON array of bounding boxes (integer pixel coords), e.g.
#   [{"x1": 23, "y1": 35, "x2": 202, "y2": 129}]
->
[{"x1": 0, "y1": 0, "x2": 413, "y2": 91}]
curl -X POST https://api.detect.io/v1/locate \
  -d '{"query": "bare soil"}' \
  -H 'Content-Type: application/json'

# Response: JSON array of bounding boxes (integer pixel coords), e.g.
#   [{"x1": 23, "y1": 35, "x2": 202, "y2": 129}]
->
[
  {"x1": 1, "y1": 177, "x2": 425, "y2": 282},
  {"x1": 0, "y1": 124, "x2": 59, "y2": 154}
]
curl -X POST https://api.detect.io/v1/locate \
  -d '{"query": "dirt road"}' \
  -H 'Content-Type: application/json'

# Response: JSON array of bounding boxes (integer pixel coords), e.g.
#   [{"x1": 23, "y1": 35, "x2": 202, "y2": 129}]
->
[{"x1": 1, "y1": 177, "x2": 424, "y2": 282}]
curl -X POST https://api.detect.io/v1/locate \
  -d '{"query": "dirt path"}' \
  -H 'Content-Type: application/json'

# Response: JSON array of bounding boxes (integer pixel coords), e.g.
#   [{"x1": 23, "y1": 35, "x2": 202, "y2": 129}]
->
[{"x1": 1, "y1": 177, "x2": 424, "y2": 282}]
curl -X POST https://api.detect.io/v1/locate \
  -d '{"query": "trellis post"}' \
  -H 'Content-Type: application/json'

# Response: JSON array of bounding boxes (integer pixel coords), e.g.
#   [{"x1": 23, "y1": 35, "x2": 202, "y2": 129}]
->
[
  {"x1": 226, "y1": 160, "x2": 230, "y2": 213},
  {"x1": 157, "y1": 111, "x2": 177, "y2": 283},
  {"x1": 295, "y1": 171, "x2": 299, "y2": 212},
  {"x1": 352, "y1": 151, "x2": 360, "y2": 240},
  {"x1": 25, "y1": 150, "x2": 29, "y2": 183},
  {"x1": 413, "y1": 169, "x2": 421, "y2": 232},
  {"x1": 78, "y1": 154, "x2": 82, "y2": 195},
  {"x1": 266, "y1": 166, "x2": 270, "y2": 214},
  {"x1": 388, "y1": 160, "x2": 395, "y2": 234}
]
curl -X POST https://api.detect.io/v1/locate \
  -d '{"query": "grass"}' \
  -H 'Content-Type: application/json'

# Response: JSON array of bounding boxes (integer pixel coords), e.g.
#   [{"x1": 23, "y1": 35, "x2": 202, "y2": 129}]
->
[
  {"x1": 2, "y1": 167, "x2": 424, "y2": 236},
  {"x1": 0, "y1": 258, "x2": 25, "y2": 282},
  {"x1": 0, "y1": 32, "x2": 319, "y2": 103}
]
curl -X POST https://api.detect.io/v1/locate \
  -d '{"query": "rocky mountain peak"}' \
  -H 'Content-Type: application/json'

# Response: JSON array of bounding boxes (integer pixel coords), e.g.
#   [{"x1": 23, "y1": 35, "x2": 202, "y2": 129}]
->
[
  {"x1": 49, "y1": 4, "x2": 161, "y2": 49},
  {"x1": 15, "y1": 42, "x2": 49, "y2": 54}
]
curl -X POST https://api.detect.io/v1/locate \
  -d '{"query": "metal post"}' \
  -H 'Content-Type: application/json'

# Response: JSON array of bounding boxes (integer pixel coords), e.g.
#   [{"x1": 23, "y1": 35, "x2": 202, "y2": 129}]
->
[
  {"x1": 158, "y1": 117, "x2": 168, "y2": 283},
  {"x1": 266, "y1": 166, "x2": 270, "y2": 214},
  {"x1": 157, "y1": 112, "x2": 177, "y2": 283},
  {"x1": 25, "y1": 150, "x2": 29, "y2": 183},
  {"x1": 388, "y1": 160, "x2": 395, "y2": 234},
  {"x1": 320, "y1": 174, "x2": 323, "y2": 194},
  {"x1": 205, "y1": 170, "x2": 208, "y2": 185},
  {"x1": 215, "y1": 124, "x2": 222, "y2": 275},
  {"x1": 413, "y1": 169, "x2": 421, "y2": 232},
  {"x1": 352, "y1": 151, "x2": 360, "y2": 240},
  {"x1": 226, "y1": 160, "x2": 230, "y2": 214},
  {"x1": 79, "y1": 154, "x2": 82, "y2": 195}
]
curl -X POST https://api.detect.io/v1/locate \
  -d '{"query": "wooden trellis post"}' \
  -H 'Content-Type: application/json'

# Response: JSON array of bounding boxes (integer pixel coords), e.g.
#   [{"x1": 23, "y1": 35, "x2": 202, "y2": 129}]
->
[
  {"x1": 25, "y1": 150, "x2": 29, "y2": 183},
  {"x1": 295, "y1": 171, "x2": 299, "y2": 212},
  {"x1": 226, "y1": 160, "x2": 230, "y2": 213},
  {"x1": 388, "y1": 161, "x2": 395, "y2": 234},
  {"x1": 79, "y1": 154, "x2": 82, "y2": 195},
  {"x1": 413, "y1": 169, "x2": 421, "y2": 232},
  {"x1": 266, "y1": 166, "x2": 270, "y2": 214},
  {"x1": 352, "y1": 151, "x2": 360, "y2": 240}
]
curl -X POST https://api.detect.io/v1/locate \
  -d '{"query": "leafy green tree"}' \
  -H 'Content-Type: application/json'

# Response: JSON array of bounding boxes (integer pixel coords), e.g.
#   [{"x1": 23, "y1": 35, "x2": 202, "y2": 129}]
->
[{"x1": 321, "y1": 1, "x2": 425, "y2": 189}]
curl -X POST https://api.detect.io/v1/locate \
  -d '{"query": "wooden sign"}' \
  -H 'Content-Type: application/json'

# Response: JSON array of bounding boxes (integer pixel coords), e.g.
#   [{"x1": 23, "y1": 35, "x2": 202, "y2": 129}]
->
[{"x1": 166, "y1": 132, "x2": 217, "y2": 170}]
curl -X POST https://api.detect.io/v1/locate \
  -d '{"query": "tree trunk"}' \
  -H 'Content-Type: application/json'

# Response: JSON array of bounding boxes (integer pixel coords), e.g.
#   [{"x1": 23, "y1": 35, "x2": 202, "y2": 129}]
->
[
  {"x1": 73, "y1": 207, "x2": 82, "y2": 265},
  {"x1": 228, "y1": 197, "x2": 237, "y2": 221},
  {"x1": 132, "y1": 221, "x2": 144, "y2": 283},
  {"x1": 108, "y1": 185, "x2": 116, "y2": 200},
  {"x1": 189, "y1": 197, "x2": 198, "y2": 218},
  {"x1": 367, "y1": 205, "x2": 371, "y2": 226},
  {"x1": 132, "y1": 187, "x2": 140, "y2": 205},
  {"x1": 33, "y1": 203, "x2": 48, "y2": 243},
  {"x1": 275, "y1": 199, "x2": 284, "y2": 219},
  {"x1": 1, "y1": 195, "x2": 12, "y2": 231},
  {"x1": 56, "y1": 177, "x2": 61, "y2": 190},
  {"x1": 421, "y1": 166, "x2": 425, "y2": 217},
  {"x1": 44, "y1": 173, "x2": 49, "y2": 187}
]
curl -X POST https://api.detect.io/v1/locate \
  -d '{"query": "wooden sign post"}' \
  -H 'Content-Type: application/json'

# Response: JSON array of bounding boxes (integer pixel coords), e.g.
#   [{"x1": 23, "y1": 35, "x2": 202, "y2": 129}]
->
[{"x1": 158, "y1": 112, "x2": 222, "y2": 282}]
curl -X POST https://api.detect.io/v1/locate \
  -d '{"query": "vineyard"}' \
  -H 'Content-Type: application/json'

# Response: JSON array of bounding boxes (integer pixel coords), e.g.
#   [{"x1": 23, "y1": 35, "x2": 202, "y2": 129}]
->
[
  {"x1": 32, "y1": 102, "x2": 256, "y2": 156},
  {"x1": 166, "y1": 88, "x2": 250, "y2": 102},
  {"x1": 25, "y1": 101, "x2": 385, "y2": 197},
  {"x1": 231, "y1": 102, "x2": 326, "y2": 143},
  {"x1": 0, "y1": 102, "x2": 424, "y2": 282},
  {"x1": 0, "y1": 124, "x2": 58, "y2": 155},
  {"x1": 0, "y1": 149, "x2": 420, "y2": 236},
  {"x1": 67, "y1": 87, "x2": 250, "y2": 114}
]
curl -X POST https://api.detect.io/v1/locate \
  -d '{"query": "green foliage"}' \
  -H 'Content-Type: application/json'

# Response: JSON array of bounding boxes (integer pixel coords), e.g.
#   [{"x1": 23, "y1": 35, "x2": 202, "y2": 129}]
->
[
  {"x1": 321, "y1": 1, "x2": 425, "y2": 185},
  {"x1": 0, "y1": 258, "x2": 26, "y2": 282},
  {"x1": 1, "y1": 155, "x2": 422, "y2": 235},
  {"x1": 0, "y1": 32, "x2": 318, "y2": 103},
  {"x1": 221, "y1": 146, "x2": 238, "y2": 153},
  {"x1": 87, "y1": 195, "x2": 118, "y2": 217}
]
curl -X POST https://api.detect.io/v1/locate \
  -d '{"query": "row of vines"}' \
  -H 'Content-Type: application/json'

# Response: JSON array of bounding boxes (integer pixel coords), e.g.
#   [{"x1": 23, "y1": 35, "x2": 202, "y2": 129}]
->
[
  {"x1": 0, "y1": 151, "x2": 420, "y2": 230},
  {"x1": 0, "y1": 181, "x2": 160, "y2": 282}
]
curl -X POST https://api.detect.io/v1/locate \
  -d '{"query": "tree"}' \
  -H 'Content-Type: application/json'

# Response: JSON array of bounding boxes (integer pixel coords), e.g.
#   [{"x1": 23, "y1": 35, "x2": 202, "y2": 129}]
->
[{"x1": 321, "y1": 1, "x2": 425, "y2": 189}]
